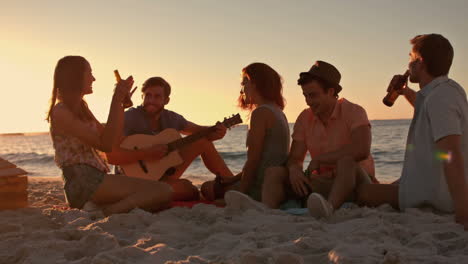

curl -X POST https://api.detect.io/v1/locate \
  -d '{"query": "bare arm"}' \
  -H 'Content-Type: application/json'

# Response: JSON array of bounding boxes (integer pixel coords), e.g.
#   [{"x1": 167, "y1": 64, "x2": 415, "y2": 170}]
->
[
  {"x1": 313, "y1": 125, "x2": 371, "y2": 166},
  {"x1": 98, "y1": 77, "x2": 134, "y2": 151},
  {"x1": 181, "y1": 121, "x2": 206, "y2": 135},
  {"x1": 401, "y1": 86, "x2": 417, "y2": 107},
  {"x1": 51, "y1": 78, "x2": 133, "y2": 152},
  {"x1": 388, "y1": 74, "x2": 416, "y2": 107},
  {"x1": 286, "y1": 140, "x2": 308, "y2": 170},
  {"x1": 182, "y1": 121, "x2": 227, "y2": 141},
  {"x1": 436, "y1": 135, "x2": 468, "y2": 229},
  {"x1": 239, "y1": 108, "x2": 272, "y2": 193},
  {"x1": 286, "y1": 139, "x2": 310, "y2": 197}
]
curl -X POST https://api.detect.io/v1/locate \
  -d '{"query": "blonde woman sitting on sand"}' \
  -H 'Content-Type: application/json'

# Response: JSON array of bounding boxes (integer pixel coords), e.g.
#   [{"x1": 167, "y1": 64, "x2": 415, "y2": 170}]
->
[{"x1": 47, "y1": 56, "x2": 173, "y2": 216}]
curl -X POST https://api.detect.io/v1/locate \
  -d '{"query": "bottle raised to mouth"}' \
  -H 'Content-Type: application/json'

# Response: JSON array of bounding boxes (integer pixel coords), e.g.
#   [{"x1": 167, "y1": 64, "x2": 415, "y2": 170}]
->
[{"x1": 383, "y1": 70, "x2": 409, "y2": 107}]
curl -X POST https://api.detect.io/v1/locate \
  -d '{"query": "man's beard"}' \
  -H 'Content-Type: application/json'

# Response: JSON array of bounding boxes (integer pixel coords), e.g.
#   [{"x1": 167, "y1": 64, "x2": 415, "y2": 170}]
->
[{"x1": 144, "y1": 104, "x2": 163, "y2": 117}]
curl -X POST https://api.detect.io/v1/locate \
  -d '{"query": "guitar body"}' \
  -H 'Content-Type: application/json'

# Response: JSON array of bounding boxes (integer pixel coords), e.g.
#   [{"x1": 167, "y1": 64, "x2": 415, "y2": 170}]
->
[
  {"x1": 117, "y1": 113, "x2": 242, "y2": 181},
  {"x1": 120, "y1": 129, "x2": 183, "y2": 181}
]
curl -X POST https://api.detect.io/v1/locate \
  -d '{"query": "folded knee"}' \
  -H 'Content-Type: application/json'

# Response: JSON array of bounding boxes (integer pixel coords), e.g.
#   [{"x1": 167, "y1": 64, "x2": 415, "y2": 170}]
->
[{"x1": 178, "y1": 179, "x2": 194, "y2": 187}]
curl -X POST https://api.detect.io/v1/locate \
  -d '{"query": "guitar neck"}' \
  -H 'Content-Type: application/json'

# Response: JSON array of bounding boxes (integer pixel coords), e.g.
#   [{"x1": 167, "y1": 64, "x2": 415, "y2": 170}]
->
[{"x1": 168, "y1": 126, "x2": 216, "y2": 151}]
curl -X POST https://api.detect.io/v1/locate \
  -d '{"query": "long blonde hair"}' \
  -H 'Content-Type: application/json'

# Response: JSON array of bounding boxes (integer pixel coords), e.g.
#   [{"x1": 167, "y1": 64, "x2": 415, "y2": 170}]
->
[{"x1": 46, "y1": 56, "x2": 93, "y2": 122}]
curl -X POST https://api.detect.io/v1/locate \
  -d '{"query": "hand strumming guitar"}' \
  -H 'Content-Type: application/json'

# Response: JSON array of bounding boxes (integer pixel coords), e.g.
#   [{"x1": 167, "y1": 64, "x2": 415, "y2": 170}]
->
[{"x1": 146, "y1": 144, "x2": 168, "y2": 160}]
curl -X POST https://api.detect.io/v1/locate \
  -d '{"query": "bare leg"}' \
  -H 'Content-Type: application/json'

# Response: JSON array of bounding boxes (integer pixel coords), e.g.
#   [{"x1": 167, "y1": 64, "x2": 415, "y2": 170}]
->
[
  {"x1": 200, "y1": 173, "x2": 241, "y2": 201},
  {"x1": 262, "y1": 166, "x2": 289, "y2": 209},
  {"x1": 199, "y1": 139, "x2": 234, "y2": 178},
  {"x1": 91, "y1": 174, "x2": 173, "y2": 216},
  {"x1": 327, "y1": 156, "x2": 365, "y2": 209},
  {"x1": 200, "y1": 180, "x2": 216, "y2": 201},
  {"x1": 356, "y1": 183, "x2": 399, "y2": 210},
  {"x1": 163, "y1": 179, "x2": 200, "y2": 201},
  {"x1": 168, "y1": 138, "x2": 234, "y2": 180}
]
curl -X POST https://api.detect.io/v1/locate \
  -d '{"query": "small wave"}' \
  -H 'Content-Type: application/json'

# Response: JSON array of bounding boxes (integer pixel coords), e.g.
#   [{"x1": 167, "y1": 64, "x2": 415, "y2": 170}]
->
[
  {"x1": 219, "y1": 151, "x2": 246, "y2": 160},
  {"x1": 373, "y1": 152, "x2": 403, "y2": 157},
  {"x1": 375, "y1": 160, "x2": 404, "y2": 166},
  {"x1": 0, "y1": 152, "x2": 55, "y2": 165},
  {"x1": 0, "y1": 151, "x2": 246, "y2": 166}
]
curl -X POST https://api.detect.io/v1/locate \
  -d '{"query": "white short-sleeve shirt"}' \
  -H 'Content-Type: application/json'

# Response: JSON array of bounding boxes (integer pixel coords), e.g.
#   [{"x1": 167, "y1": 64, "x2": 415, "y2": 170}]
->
[{"x1": 399, "y1": 76, "x2": 468, "y2": 212}]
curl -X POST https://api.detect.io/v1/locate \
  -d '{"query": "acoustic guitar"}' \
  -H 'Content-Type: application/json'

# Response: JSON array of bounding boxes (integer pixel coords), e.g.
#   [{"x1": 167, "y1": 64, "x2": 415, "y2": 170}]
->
[{"x1": 119, "y1": 114, "x2": 242, "y2": 180}]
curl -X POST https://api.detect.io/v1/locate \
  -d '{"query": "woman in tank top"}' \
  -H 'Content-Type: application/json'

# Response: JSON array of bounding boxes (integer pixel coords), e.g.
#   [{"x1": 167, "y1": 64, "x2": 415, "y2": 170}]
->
[
  {"x1": 47, "y1": 56, "x2": 173, "y2": 216},
  {"x1": 201, "y1": 63, "x2": 290, "y2": 202},
  {"x1": 236, "y1": 63, "x2": 290, "y2": 201}
]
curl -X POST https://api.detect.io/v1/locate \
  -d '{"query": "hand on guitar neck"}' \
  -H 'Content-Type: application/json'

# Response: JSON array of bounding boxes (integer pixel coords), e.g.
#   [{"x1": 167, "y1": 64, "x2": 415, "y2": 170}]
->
[{"x1": 206, "y1": 122, "x2": 227, "y2": 141}]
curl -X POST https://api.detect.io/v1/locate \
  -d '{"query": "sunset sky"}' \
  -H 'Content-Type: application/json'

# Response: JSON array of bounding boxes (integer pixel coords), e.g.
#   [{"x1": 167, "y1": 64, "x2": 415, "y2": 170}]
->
[{"x1": 1, "y1": 0, "x2": 467, "y2": 134}]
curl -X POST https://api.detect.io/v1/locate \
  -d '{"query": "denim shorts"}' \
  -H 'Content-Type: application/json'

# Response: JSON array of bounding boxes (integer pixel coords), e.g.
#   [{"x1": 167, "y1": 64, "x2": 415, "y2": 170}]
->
[{"x1": 61, "y1": 164, "x2": 105, "y2": 209}]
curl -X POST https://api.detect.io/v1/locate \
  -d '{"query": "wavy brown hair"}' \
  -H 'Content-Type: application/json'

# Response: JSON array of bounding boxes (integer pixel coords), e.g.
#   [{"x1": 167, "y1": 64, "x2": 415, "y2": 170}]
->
[
  {"x1": 238, "y1": 62, "x2": 285, "y2": 111},
  {"x1": 142, "y1": 77, "x2": 171, "y2": 97},
  {"x1": 46, "y1": 56, "x2": 93, "y2": 123}
]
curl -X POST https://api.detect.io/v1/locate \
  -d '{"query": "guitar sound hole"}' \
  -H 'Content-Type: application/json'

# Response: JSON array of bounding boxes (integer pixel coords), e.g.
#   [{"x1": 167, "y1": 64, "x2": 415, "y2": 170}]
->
[{"x1": 165, "y1": 167, "x2": 176, "y2": 176}]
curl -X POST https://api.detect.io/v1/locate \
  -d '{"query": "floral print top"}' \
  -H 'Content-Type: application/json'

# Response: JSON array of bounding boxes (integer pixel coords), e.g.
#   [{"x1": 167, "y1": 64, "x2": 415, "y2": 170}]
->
[{"x1": 50, "y1": 105, "x2": 110, "y2": 173}]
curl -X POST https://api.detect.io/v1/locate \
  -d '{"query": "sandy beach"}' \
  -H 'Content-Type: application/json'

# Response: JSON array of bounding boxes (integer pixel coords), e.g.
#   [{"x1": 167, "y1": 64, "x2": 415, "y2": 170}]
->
[{"x1": 0, "y1": 177, "x2": 467, "y2": 264}]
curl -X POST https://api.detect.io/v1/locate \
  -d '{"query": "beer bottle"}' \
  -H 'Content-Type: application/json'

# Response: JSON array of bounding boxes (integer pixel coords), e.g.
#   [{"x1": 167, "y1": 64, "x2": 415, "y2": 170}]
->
[
  {"x1": 383, "y1": 70, "x2": 409, "y2": 107},
  {"x1": 114, "y1": 70, "x2": 134, "y2": 108}
]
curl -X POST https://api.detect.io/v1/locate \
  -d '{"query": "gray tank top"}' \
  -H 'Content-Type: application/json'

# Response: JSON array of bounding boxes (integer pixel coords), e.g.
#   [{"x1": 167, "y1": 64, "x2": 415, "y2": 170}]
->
[{"x1": 246, "y1": 104, "x2": 290, "y2": 200}]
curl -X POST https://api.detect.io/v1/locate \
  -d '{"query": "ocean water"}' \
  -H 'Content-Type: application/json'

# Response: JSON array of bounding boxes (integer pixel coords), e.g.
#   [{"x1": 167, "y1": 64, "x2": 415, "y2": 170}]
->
[{"x1": 0, "y1": 119, "x2": 411, "y2": 183}]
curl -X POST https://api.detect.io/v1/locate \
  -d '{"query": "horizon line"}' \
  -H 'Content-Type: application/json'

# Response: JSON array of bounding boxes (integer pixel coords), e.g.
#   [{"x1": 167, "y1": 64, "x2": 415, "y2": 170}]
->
[{"x1": 0, "y1": 118, "x2": 412, "y2": 136}]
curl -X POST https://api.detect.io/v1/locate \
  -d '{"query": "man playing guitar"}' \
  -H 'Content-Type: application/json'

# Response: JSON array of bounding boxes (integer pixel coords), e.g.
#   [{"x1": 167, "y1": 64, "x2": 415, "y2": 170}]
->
[{"x1": 106, "y1": 76, "x2": 238, "y2": 201}]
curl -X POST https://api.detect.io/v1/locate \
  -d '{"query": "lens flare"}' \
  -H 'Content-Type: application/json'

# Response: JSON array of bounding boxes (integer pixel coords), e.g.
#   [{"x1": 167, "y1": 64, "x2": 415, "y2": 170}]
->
[
  {"x1": 406, "y1": 144, "x2": 414, "y2": 151},
  {"x1": 435, "y1": 151, "x2": 452, "y2": 162}
]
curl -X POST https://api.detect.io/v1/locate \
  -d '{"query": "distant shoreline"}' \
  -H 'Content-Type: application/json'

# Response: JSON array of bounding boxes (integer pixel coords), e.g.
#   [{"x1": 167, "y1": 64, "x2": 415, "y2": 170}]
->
[
  {"x1": 0, "y1": 132, "x2": 50, "y2": 137},
  {"x1": 0, "y1": 119, "x2": 412, "y2": 136}
]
